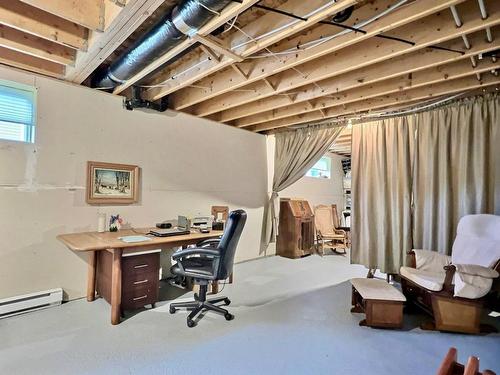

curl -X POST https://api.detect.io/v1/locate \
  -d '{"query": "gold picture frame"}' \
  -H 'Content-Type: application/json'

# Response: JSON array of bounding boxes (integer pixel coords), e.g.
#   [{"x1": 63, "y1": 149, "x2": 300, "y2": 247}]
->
[{"x1": 86, "y1": 161, "x2": 139, "y2": 204}]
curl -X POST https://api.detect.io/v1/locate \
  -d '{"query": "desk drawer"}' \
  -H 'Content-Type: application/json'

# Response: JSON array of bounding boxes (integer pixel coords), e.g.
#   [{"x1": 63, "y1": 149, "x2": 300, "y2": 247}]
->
[
  {"x1": 121, "y1": 283, "x2": 158, "y2": 310},
  {"x1": 121, "y1": 252, "x2": 160, "y2": 310},
  {"x1": 122, "y1": 274, "x2": 158, "y2": 292},
  {"x1": 122, "y1": 252, "x2": 160, "y2": 278}
]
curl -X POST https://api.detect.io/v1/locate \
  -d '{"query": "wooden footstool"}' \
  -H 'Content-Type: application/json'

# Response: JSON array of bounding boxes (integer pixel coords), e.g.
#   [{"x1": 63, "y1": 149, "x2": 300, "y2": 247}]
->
[{"x1": 350, "y1": 278, "x2": 406, "y2": 329}]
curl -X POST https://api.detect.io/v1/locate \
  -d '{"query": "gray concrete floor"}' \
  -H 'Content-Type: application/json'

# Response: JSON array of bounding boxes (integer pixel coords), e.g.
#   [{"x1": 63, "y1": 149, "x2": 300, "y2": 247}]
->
[{"x1": 1, "y1": 252, "x2": 499, "y2": 375}]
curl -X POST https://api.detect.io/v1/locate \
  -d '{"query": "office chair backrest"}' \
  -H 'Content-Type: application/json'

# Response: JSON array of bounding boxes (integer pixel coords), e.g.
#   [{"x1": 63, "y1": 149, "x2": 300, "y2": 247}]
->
[{"x1": 217, "y1": 209, "x2": 247, "y2": 279}]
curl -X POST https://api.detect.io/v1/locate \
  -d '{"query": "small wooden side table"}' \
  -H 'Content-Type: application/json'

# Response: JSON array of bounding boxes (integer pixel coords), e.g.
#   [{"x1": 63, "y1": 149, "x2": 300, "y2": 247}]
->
[{"x1": 350, "y1": 278, "x2": 406, "y2": 328}]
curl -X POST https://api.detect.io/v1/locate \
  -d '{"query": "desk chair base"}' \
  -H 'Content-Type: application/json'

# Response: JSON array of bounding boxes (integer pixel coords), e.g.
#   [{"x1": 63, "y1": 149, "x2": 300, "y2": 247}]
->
[{"x1": 169, "y1": 284, "x2": 233, "y2": 328}]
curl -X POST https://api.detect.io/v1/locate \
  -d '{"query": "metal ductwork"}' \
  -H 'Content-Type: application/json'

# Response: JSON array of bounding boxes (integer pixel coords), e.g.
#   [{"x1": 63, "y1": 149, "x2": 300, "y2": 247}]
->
[{"x1": 92, "y1": 0, "x2": 232, "y2": 89}]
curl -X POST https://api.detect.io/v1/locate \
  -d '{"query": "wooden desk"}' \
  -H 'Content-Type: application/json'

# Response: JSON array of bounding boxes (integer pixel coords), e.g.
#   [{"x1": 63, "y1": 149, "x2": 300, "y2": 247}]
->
[{"x1": 57, "y1": 228, "x2": 223, "y2": 325}]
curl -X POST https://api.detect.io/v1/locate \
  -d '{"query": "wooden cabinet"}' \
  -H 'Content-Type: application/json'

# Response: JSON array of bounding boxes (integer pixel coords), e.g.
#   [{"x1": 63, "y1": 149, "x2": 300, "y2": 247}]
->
[
  {"x1": 276, "y1": 198, "x2": 315, "y2": 259},
  {"x1": 97, "y1": 250, "x2": 160, "y2": 312}
]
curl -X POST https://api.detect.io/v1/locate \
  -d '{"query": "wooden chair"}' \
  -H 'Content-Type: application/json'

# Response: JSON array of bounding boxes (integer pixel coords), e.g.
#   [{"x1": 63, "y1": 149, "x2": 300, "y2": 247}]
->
[
  {"x1": 437, "y1": 347, "x2": 495, "y2": 375},
  {"x1": 400, "y1": 214, "x2": 500, "y2": 334},
  {"x1": 314, "y1": 204, "x2": 347, "y2": 255},
  {"x1": 211, "y1": 205, "x2": 229, "y2": 222}
]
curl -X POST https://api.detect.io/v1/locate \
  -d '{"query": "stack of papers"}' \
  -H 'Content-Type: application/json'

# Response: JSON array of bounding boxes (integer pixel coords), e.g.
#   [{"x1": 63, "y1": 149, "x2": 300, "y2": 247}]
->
[{"x1": 117, "y1": 235, "x2": 152, "y2": 243}]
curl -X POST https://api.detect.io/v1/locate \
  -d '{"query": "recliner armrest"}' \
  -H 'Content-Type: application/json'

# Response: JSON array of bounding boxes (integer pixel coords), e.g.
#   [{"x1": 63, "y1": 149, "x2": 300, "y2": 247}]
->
[
  {"x1": 172, "y1": 247, "x2": 220, "y2": 261},
  {"x1": 443, "y1": 265, "x2": 456, "y2": 292}
]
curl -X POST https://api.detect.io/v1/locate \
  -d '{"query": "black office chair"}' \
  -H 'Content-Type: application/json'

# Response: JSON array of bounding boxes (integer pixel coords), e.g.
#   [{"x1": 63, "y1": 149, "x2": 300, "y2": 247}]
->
[{"x1": 169, "y1": 209, "x2": 247, "y2": 327}]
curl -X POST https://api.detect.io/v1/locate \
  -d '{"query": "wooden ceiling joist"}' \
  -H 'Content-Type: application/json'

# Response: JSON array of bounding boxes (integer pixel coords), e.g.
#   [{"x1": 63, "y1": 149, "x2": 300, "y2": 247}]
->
[
  {"x1": 235, "y1": 58, "x2": 499, "y2": 127},
  {"x1": 249, "y1": 74, "x2": 499, "y2": 132},
  {"x1": 143, "y1": 0, "x2": 359, "y2": 101},
  {"x1": 196, "y1": 0, "x2": 500, "y2": 119},
  {"x1": 0, "y1": 45, "x2": 65, "y2": 78},
  {"x1": 65, "y1": 0, "x2": 166, "y2": 83},
  {"x1": 0, "y1": 24, "x2": 76, "y2": 66},
  {"x1": 0, "y1": 0, "x2": 88, "y2": 50},
  {"x1": 192, "y1": 34, "x2": 244, "y2": 62},
  {"x1": 18, "y1": 0, "x2": 106, "y2": 31},
  {"x1": 219, "y1": 29, "x2": 498, "y2": 123},
  {"x1": 171, "y1": 0, "x2": 468, "y2": 113},
  {"x1": 199, "y1": 44, "x2": 221, "y2": 63},
  {"x1": 112, "y1": 0, "x2": 264, "y2": 95}
]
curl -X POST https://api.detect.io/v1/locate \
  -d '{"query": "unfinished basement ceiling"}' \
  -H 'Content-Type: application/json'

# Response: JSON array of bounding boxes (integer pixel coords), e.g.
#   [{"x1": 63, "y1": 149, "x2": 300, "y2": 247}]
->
[{"x1": 0, "y1": 0, "x2": 498, "y2": 137}]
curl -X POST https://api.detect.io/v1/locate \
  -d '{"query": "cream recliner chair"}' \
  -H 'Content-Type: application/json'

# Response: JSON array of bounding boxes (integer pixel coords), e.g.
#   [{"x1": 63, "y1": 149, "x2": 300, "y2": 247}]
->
[{"x1": 400, "y1": 214, "x2": 500, "y2": 333}]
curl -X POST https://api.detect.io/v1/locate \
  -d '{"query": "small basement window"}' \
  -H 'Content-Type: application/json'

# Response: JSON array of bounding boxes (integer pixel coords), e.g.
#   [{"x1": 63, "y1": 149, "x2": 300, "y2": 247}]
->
[
  {"x1": 0, "y1": 80, "x2": 36, "y2": 143},
  {"x1": 306, "y1": 156, "x2": 331, "y2": 179}
]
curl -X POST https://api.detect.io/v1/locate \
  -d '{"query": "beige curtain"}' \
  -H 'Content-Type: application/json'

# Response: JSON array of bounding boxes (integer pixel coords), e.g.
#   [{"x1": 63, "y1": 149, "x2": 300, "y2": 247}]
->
[
  {"x1": 265, "y1": 124, "x2": 343, "y2": 244},
  {"x1": 412, "y1": 94, "x2": 499, "y2": 254},
  {"x1": 351, "y1": 117, "x2": 416, "y2": 273},
  {"x1": 351, "y1": 93, "x2": 499, "y2": 272}
]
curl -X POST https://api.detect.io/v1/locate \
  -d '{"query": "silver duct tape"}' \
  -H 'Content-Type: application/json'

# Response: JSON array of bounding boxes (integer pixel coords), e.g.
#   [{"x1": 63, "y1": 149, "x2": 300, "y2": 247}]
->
[
  {"x1": 172, "y1": 6, "x2": 199, "y2": 37},
  {"x1": 108, "y1": 71, "x2": 127, "y2": 84}
]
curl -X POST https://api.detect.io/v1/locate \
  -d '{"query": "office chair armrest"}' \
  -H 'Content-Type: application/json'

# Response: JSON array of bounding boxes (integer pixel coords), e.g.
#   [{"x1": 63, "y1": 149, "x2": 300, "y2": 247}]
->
[
  {"x1": 172, "y1": 247, "x2": 220, "y2": 261},
  {"x1": 196, "y1": 238, "x2": 221, "y2": 248}
]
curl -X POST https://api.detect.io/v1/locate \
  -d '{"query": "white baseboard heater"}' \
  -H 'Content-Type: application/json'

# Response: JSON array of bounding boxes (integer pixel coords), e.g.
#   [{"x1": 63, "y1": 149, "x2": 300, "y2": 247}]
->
[{"x1": 0, "y1": 288, "x2": 63, "y2": 319}]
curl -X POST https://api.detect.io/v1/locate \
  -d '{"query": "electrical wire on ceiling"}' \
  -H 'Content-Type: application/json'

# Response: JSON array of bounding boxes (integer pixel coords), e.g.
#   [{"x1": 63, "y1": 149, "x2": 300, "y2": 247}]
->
[
  {"x1": 247, "y1": 0, "x2": 409, "y2": 59},
  {"x1": 141, "y1": 0, "x2": 409, "y2": 89}
]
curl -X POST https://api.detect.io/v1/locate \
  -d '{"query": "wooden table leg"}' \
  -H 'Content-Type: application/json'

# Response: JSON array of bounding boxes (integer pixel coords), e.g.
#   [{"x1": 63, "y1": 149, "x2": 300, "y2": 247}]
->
[
  {"x1": 87, "y1": 251, "x2": 97, "y2": 302},
  {"x1": 111, "y1": 249, "x2": 122, "y2": 325},
  {"x1": 211, "y1": 281, "x2": 219, "y2": 294}
]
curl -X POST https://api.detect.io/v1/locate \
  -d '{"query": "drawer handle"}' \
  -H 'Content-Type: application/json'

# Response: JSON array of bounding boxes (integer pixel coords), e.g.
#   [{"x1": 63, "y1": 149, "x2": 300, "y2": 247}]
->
[
  {"x1": 134, "y1": 264, "x2": 148, "y2": 269},
  {"x1": 133, "y1": 279, "x2": 148, "y2": 285},
  {"x1": 133, "y1": 295, "x2": 148, "y2": 301}
]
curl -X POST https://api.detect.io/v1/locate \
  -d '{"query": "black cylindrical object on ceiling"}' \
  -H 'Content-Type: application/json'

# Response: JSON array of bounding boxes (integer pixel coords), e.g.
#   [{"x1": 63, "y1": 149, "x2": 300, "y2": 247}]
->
[{"x1": 92, "y1": 0, "x2": 232, "y2": 89}]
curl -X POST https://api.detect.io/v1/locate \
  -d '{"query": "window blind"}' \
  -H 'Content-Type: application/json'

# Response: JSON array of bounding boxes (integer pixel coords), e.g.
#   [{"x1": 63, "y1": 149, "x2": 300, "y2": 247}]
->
[{"x1": 0, "y1": 81, "x2": 36, "y2": 143}]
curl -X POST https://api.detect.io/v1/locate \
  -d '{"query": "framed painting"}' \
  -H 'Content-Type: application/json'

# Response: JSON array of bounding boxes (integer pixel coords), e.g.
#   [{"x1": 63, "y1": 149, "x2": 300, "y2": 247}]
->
[{"x1": 86, "y1": 161, "x2": 139, "y2": 204}]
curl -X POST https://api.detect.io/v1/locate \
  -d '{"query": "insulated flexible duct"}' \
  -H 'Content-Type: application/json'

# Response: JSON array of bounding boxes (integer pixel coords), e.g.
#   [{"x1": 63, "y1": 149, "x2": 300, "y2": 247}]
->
[{"x1": 92, "y1": 0, "x2": 232, "y2": 89}]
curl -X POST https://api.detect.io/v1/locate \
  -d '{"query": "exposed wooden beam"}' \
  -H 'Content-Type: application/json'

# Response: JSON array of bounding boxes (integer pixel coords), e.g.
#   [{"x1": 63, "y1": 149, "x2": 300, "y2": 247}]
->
[
  {"x1": 0, "y1": 0, "x2": 88, "y2": 50},
  {"x1": 192, "y1": 34, "x2": 244, "y2": 62},
  {"x1": 192, "y1": 0, "x2": 500, "y2": 117},
  {"x1": 249, "y1": 74, "x2": 499, "y2": 132},
  {"x1": 18, "y1": 0, "x2": 105, "y2": 31},
  {"x1": 112, "y1": 0, "x2": 264, "y2": 95},
  {"x1": 143, "y1": 0, "x2": 359, "y2": 101},
  {"x1": 65, "y1": 0, "x2": 165, "y2": 83},
  {"x1": 199, "y1": 44, "x2": 220, "y2": 63},
  {"x1": 170, "y1": 0, "x2": 467, "y2": 112},
  {"x1": 230, "y1": 64, "x2": 248, "y2": 80},
  {"x1": 0, "y1": 24, "x2": 76, "y2": 65},
  {"x1": 219, "y1": 30, "x2": 498, "y2": 122},
  {"x1": 0, "y1": 45, "x2": 65, "y2": 77},
  {"x1": 262, "y1": 78, "x2": 276, "y2": 92},
  {"x1": 235, "y1": 59, "x2": 499, "y2": 127}
]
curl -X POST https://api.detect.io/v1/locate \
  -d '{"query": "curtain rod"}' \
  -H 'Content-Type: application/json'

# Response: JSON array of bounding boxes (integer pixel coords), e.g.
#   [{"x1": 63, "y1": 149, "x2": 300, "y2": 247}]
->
[{"x1": 285, "y1": 89, "x2": 499, "y2": 131}]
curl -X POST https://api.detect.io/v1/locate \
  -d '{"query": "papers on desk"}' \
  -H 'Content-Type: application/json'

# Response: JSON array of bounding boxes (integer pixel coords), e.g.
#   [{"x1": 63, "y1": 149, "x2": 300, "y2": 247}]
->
[{"x1": 117, "y1": 235, "x2": 152, "y2": 243}]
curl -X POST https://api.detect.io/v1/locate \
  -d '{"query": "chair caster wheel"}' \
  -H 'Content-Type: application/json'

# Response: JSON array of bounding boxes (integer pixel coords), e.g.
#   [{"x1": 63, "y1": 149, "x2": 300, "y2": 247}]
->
[
  {"x1": 169, "y1": 306, "x2": 176, "y2": 314},
  {"x1": 224, "y1": 298, "x2": 231, "y2": 305},
  {"x1": 187, "y1": 319, "x2": 196, "y2": 328},
  {"x1": 224, "y1": 313, "x2": 234, "y2": 321}
]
